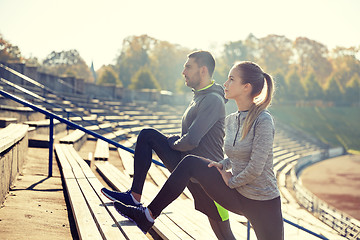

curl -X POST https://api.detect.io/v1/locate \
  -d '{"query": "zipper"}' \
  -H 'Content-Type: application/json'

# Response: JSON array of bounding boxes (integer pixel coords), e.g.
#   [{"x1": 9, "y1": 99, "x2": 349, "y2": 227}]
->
[{"x1": 233, "y1": 112, "x2": 241, "y2": 146}]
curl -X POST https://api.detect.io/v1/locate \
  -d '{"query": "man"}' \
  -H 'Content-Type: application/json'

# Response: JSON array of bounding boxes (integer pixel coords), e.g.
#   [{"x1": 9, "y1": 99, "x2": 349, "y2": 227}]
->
[{"x1": 101, "y1": 50, "x2": 235, "y2": 239}]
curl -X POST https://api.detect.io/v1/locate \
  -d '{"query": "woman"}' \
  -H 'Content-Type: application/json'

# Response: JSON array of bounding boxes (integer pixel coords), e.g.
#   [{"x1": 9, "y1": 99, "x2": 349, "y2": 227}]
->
[{"x1": 114, "y1": 61, "x2": 284, "y2": 240}]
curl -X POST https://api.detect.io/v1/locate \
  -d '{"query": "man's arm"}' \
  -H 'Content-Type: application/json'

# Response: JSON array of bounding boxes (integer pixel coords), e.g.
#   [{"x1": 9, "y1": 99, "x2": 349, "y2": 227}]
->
[{"x1": 168, "y1": 93, "x2": 225, "y2": 151}]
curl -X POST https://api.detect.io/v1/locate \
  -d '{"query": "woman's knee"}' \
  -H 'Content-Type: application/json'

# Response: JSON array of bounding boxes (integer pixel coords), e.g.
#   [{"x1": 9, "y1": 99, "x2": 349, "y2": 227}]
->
[
  {"x1": 178, "y1": 155, "x2": 208, "y2": 176},
  {"x1": 180, "y1": 155, "x2": 201, "y2": 166}
]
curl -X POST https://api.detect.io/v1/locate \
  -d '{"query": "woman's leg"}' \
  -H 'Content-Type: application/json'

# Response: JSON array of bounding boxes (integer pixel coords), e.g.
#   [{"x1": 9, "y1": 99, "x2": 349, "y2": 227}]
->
[
  {"x1": 208, "y1": 218, "x2": 236, "y2": 240},
  {"x1": 244, "y1": 197, "x2": 284, "y2": 240},
  {"x1": 131, "y1": 128, "x2": 181, "y2": 195},
  {"x1": 148, "y1": 155, "x2": 243, "y2": 218}
]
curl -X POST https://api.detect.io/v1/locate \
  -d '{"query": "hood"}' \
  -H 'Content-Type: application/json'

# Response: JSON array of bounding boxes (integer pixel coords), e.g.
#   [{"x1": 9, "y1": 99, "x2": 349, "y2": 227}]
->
[{"x1": 193, "y1": 82, "x2": 228, "y2": 103}]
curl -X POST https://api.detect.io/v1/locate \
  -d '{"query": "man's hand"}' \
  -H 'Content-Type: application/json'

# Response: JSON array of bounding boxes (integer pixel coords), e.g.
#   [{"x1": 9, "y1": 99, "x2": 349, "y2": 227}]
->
[{"x1": 167, "y1": 135, "x2": 180, "y2": 146}]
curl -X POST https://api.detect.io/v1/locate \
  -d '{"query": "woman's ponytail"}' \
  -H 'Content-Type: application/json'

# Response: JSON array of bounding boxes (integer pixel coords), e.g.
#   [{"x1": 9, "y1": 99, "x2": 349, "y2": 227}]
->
[{"x1": 237, "y1": 62, "x2": 274, "y2": 139}]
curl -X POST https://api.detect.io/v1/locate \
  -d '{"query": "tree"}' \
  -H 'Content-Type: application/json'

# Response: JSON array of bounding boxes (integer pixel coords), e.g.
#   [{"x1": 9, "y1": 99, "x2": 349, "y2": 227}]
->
[
  {"x1": 258, "y1": 34, "x2": 293, "y2": 73},
  {"x1": 223, "y1": 40, "x2": 249, "y2": 66},
  {"x1": 303, "y1": 72, "x2": 324, "y2": 100},
  {"x1": 97, "y1": 65, "x2": 122, "y2": 86},
  {"x1": 0, "y1": 33, "x2": 22, "y2": 62},
  {"x1": 286, "y1": 70, "x2": 305, "y2": 101},
  {"x1": 41, "y1": 49, "x2": 94, "y2": 82},
  {"x1": 273, "y1": 71, "x2": 287, "y2": 103},
  {"x1": 149, "y1": 40, "x2": 190, "y2": 90},
  {"x1": 115, "y1": 35, "x2": 156, "y2": 87},
  {"x1": 345, "y1": 73, "x2": 360, "y2": 105},
  {"x1": 243, "y1": 33, "x2": 259, "y2": 62},
  {"x1": 293, "y1": 37, "x2": 332, "y2": 83},
  {"x1": 330, "y1": 46, "x2": 360, "y2": 89},
  {"x1": 129, "y1": 67, "x2": 160, "y2": 90},
  {"x1": 325, "y1": 76, "x2": 343, "y2": 103}
]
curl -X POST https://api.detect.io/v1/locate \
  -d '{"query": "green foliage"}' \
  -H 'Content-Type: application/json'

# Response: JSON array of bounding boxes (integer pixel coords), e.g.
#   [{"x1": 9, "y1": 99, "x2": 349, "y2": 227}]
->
[
  {"x1": 345, "y1": 73, "x2": 360, "y2": 104},
  {"x1": 129, "y1": 67, "x2": 160, "y2": 90},
  {"x1": 0, "y1": 33, "x2": 22, "y2": 62},
  {"x1": 303, "y1": 72, "x2": 324, "y2": 100},
  {"x1": 41, "y1": 49, "x2": 94, "y2": 82},
  {"x1": 270, "y1": 106, "x2": 360, "y2": 151},
  {"x1": 223, "y1": 40, "x2": 248, "y2": 66},
  {"x1": 115, "y1": 35, "x2": 190, "y2": 90},
  {"x1": 286, "y1": 70, "x2": 305, "y2": 101},
  {"x1": 273, "y1": 71, "x2": 287, "y2": 102},
  {"x1": 325, "y1": 76, "x2": 343, "y2": 102},
  {"x1": 97, "y1": 65, "x2": 122, "y2": 86}
]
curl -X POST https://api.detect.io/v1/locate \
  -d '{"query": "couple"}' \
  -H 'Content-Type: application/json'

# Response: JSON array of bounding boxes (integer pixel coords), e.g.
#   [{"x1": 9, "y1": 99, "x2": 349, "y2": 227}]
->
[{"x1": 101, "y1": 51, "x2": 284, "y2": 240}]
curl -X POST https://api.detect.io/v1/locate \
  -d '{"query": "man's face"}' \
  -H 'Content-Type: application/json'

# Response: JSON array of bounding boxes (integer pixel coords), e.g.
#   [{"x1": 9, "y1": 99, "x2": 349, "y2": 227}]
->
[{"x1": 182, "y1": 57, "x2": 201, "y2": 89}]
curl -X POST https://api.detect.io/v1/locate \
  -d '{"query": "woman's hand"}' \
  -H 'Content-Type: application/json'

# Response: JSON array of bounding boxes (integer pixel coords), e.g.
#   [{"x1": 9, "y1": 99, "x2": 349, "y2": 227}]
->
[
  {"x1": 208, "y1": 162, "x2": 232, "y2": 186},
  {"x1": 208, "y1": 161, "x2": 223, "y2": 169}
]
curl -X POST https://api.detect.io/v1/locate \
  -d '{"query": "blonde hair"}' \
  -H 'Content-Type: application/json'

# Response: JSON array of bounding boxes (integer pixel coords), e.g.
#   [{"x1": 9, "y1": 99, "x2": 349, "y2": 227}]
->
[{"x1": 233, "y1": 61, "x2": 274, "y2": 139}]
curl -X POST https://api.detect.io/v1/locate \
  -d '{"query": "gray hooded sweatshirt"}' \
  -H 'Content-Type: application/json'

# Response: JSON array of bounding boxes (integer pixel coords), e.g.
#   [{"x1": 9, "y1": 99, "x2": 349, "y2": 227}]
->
[{"x1": 168, "y1": 82, "x2": 227, "y2": 162}]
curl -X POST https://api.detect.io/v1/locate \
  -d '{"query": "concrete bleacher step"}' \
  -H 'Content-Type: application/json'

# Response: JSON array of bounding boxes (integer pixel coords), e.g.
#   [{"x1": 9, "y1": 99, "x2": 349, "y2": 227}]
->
[
  {"x1": 0, "y1": 117, "x2": 17, "y2": 128},
  {"x1": 117, "y1": 148, "x2": 134, "y2": 177},
  {"x1": 0, "y1": 104, "x2": 44, "y2": 122},
  {"x1": 94, "y1": 139, "x2": 110, "y2": 161},
  {"x1": 0, "y1": 123, "x2": 28, "y2": 155},
  {"x1": 24, "y1": 119, "x2": 67, "y2": 136},
  {"x1": 59, "y1": 129, "x2": 87, "y2": 151}
]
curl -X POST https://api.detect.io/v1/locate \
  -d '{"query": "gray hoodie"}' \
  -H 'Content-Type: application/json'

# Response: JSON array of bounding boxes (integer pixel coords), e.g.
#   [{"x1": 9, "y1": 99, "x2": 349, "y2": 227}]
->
[{"x1": 168, "y1": 82, "x2": 227, "y2": 162}]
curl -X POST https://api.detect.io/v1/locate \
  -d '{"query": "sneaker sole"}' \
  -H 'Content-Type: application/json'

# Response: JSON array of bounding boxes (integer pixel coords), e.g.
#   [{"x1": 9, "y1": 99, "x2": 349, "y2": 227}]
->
[
  {"x1": 101, "y1": 189, "x2": 118, "y2": 202},
  {"x1": 114, "y1": 202, "x2": 148, "y2": 234},
  {"x1": 101, "y1": 189, "x2": 142, "y2": 206}
]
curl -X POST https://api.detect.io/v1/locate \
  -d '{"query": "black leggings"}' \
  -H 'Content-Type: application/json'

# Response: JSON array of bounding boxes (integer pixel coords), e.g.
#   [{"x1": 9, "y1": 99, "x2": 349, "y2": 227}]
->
[
  {"x1": 130, "y1": 128, "x2": 227, "y2": 222},
  {"x1": 131, "y1": 128, "x2": 182, "y2": 194},
  {"x1": 148, "y1": 155, "x2": 284, "y2": 240}
]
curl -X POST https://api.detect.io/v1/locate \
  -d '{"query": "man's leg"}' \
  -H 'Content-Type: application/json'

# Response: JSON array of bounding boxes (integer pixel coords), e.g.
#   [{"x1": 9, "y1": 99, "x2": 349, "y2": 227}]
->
[
  {"x1": 102, "y1": 128, "x2": 181, "y2": 204},
  {"x1": 131, "y1": 128, "x2": 181, "y2": 201}
]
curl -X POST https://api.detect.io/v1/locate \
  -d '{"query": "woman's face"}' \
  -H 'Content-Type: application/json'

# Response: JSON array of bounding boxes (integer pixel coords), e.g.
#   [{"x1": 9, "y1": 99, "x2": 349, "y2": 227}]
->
[{"x1": 224, "y1": 67, "x2": 249, "y2": 100}]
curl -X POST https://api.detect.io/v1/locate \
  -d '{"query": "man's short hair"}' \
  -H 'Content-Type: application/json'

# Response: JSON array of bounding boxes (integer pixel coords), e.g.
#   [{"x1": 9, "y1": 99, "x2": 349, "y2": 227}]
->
[{"x1": 188, "y1": 50, "x2": 215, "y2": 77}]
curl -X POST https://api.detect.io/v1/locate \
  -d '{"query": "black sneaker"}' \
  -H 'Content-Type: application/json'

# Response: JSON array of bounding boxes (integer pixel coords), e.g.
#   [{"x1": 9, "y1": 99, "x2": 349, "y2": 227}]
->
[
  {"x1": 101, "y1": 188, "x2": 141, "y2": 206},
  {"x1": 114, "y1": 201, "x2": 154, "y2": 233}
]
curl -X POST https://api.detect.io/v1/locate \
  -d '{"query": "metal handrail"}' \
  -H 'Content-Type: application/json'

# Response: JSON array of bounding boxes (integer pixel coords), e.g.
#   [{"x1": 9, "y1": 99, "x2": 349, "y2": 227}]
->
[
  {"x1": 0, "y1": 89, "x2": 166, "y2": 174},
  {"x1": 0, "y1": 77, "x2": 127, "y2": 137},
  {"x1": 0, "y1": 64, "x2": 128, "y2": 133}
]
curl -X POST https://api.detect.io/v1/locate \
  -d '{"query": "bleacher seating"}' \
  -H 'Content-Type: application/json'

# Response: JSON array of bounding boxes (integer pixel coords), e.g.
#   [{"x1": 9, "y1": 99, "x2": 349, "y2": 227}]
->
[
  {"x1": 54, "y1": 144, "x2": 148, "y2": 240},
  {"x1": 0, "y1": 123, "x2": 29, "y2": 205},
  {"x1": 59, "y1": 129, "x2": 87, "y2": 151}
]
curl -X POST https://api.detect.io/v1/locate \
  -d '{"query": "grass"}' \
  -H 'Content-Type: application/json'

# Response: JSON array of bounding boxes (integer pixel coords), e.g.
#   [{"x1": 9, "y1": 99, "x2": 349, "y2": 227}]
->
[{"x1": 269, "y1": 105, "x2": 360, "y2": 152}]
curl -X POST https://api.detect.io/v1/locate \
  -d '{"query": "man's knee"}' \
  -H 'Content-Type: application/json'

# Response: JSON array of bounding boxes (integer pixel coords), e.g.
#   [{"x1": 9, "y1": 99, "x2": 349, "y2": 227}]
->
[
  {"x1": 137, "y1": 128, "x2": 157, "y2": 144},
  {"x1": 138, "y1": 128, "x2": 156, "y2": 138}
]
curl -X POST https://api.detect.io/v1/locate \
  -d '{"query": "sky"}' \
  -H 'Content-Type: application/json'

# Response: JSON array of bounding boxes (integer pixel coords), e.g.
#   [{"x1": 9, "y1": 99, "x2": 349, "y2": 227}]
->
[{"x1": 0, "y1": 0, "x2": 359, "y2": 70}]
